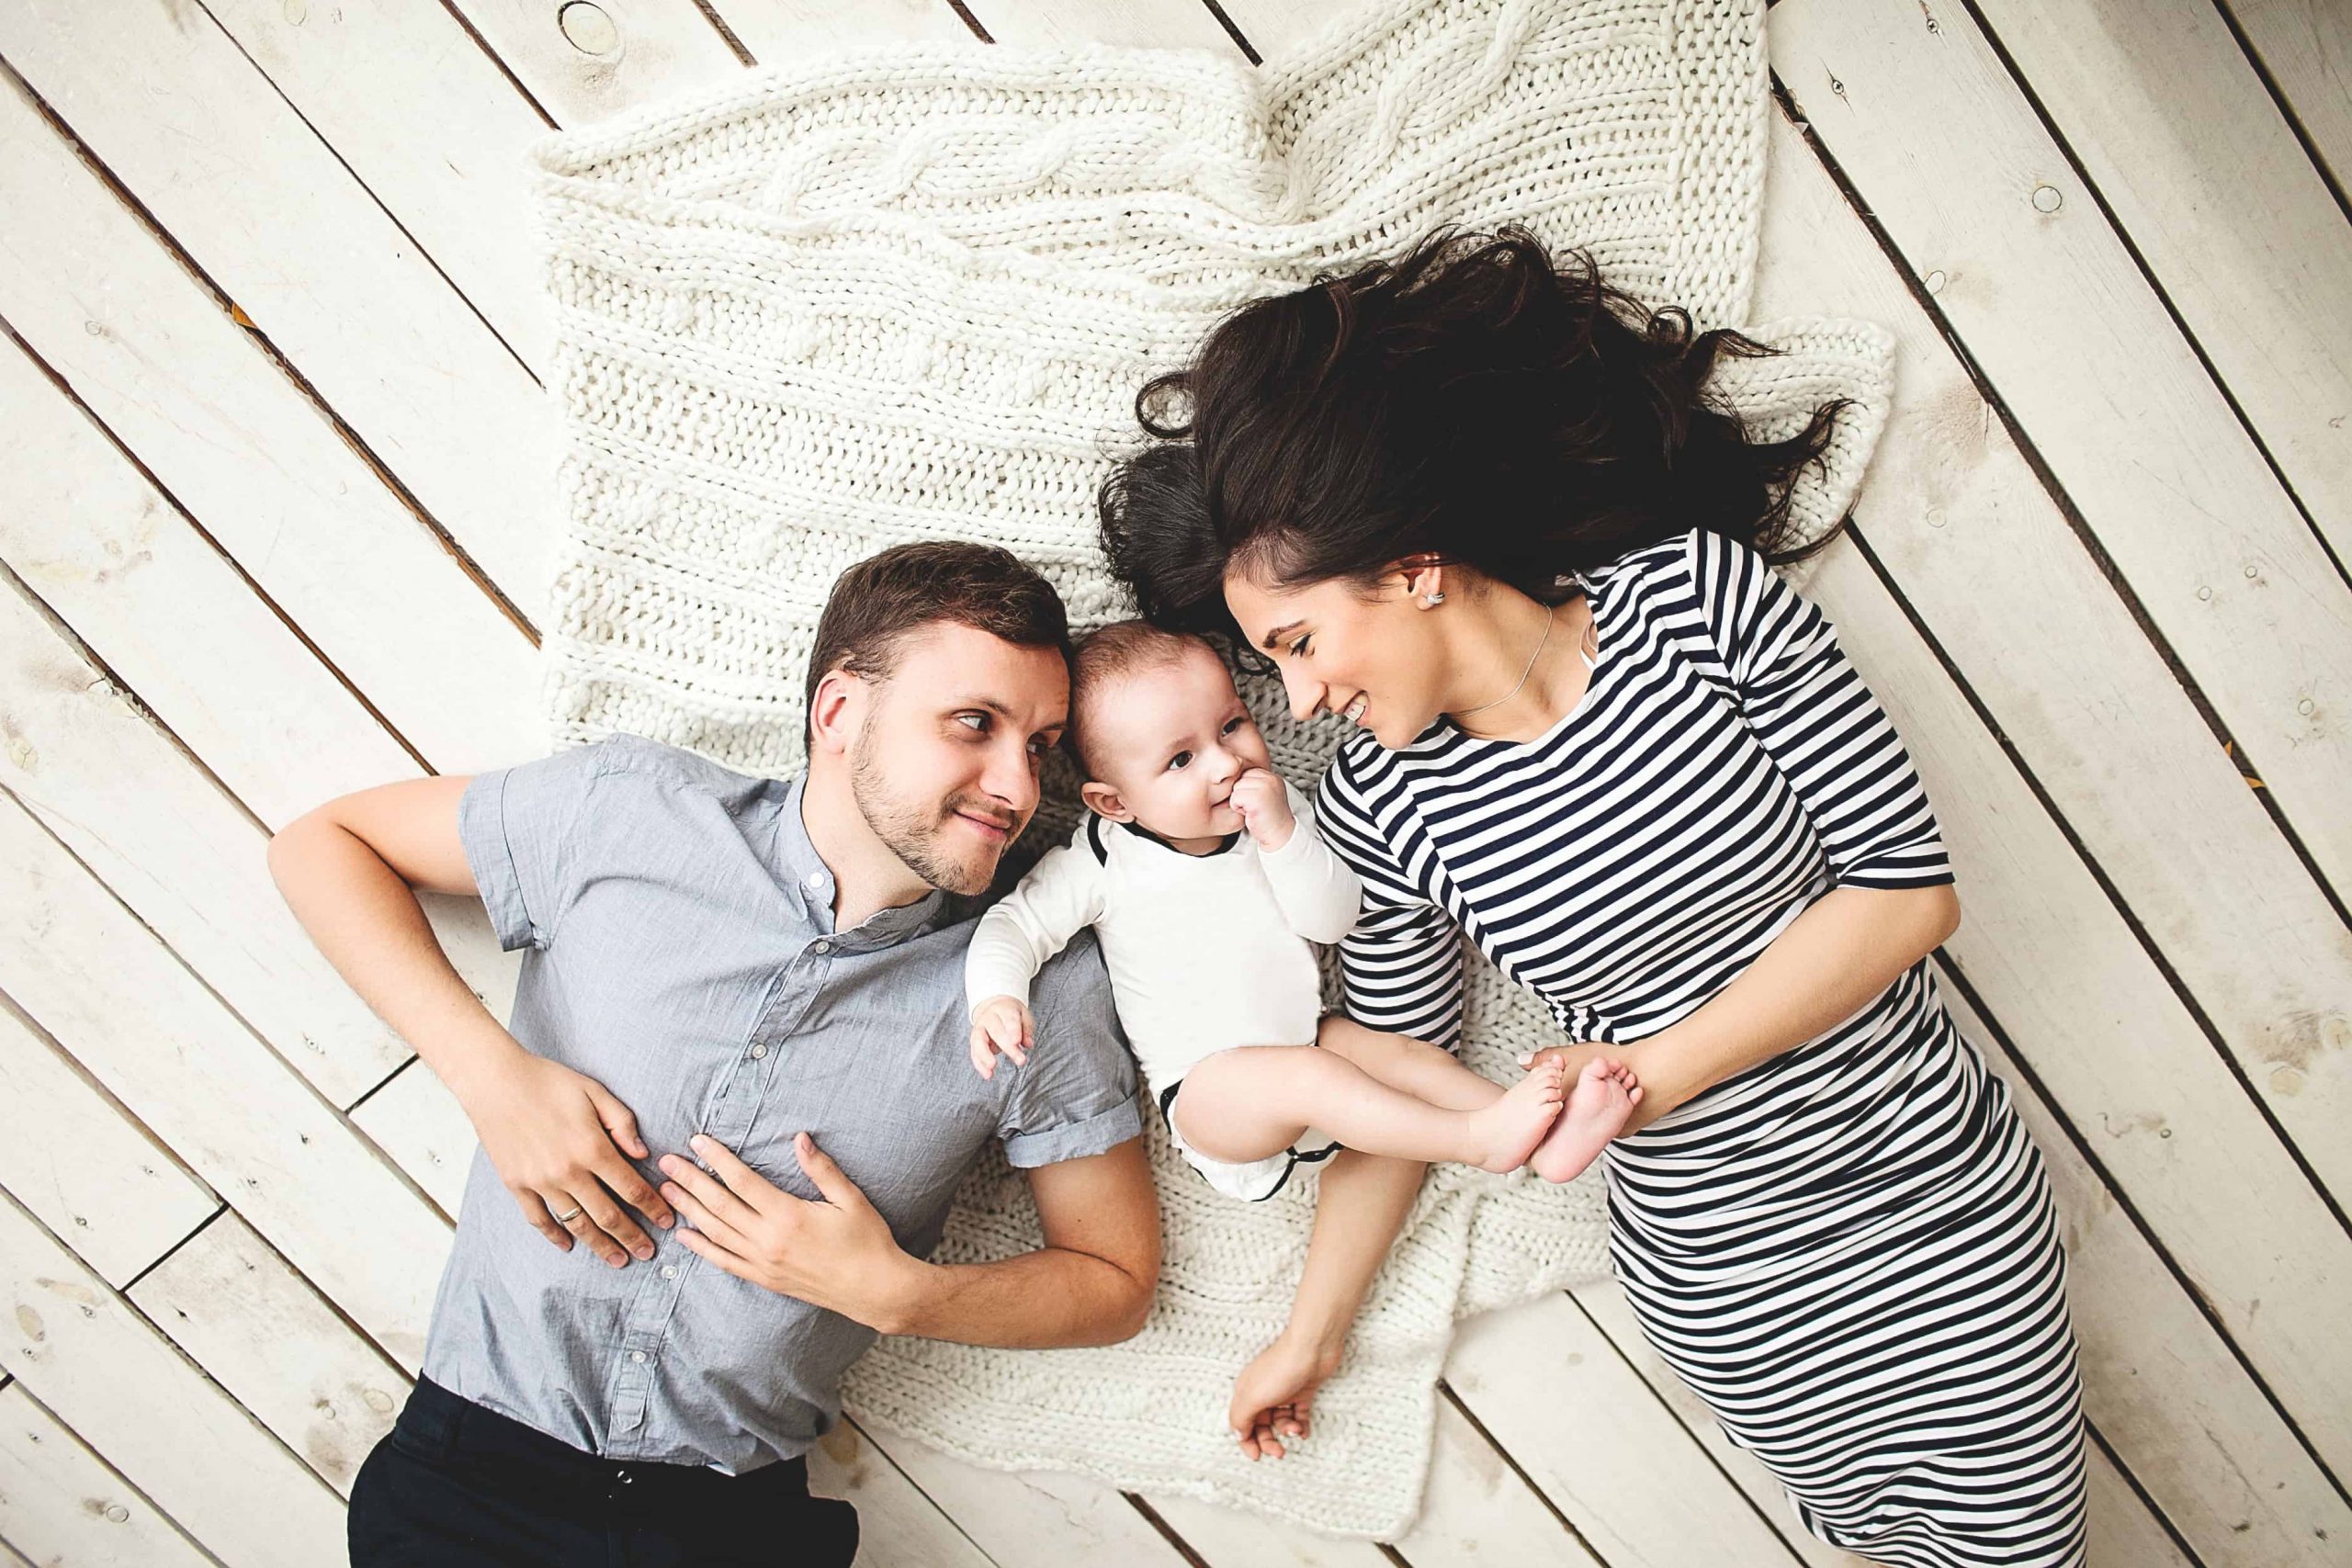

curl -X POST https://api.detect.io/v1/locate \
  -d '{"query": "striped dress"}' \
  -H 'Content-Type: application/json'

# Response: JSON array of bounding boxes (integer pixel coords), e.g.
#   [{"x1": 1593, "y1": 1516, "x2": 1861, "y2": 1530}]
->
[{"x1": 1316, "y1": 527, "x2": 2089, "y2": 1567}]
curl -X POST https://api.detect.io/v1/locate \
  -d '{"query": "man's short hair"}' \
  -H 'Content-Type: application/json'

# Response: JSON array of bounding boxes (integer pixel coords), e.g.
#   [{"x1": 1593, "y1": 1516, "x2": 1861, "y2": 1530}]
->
[
  {"x1": 804, "y1": 541, "x2": 1071, "y2": 740},
  {"x1": 1067, "y1": 619, "x2": 1212, "y2": 778}
]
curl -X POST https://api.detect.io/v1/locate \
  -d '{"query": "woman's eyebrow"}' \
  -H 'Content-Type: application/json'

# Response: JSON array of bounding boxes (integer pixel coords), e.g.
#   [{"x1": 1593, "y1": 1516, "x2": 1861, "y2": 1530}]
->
[{"x1": 1260, "y1": 620, "x2": 1306, "y2": 650}]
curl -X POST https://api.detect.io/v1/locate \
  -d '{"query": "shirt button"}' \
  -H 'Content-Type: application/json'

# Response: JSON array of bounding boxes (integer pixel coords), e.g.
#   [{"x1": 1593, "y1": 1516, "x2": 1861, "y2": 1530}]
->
[
  {"x1": 629, "y1": 1350, "x2": 648, "y2": 1365},
  {"x1": 750, "y1": 1043, "x2": 769, "y2": 1060},
  {"x1": 661, "y1": 1265, "x2": 677, "y2": 1280},
  {"x1": 805, "y1": 872, "x2": 825, "y2": 889},
  {"x1": 811, "y1": 940, "x2": 831, "y2": 955}
]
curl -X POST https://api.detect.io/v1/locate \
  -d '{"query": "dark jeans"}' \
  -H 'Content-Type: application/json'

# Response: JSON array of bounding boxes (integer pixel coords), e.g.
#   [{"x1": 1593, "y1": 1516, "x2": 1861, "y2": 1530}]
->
[{"x1": 348, "y1": 1378, "x2": 859, "y2": 1567}]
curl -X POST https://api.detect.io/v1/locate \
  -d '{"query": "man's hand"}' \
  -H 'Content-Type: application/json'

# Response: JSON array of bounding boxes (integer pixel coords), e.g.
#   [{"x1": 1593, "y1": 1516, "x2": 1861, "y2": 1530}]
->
[
  {"x1": 658, "y1": 1133, "x2": 922, "y2": 1330},
  {"x1": 1227, "y1": 1329, "x2": 1342, "y2": 1461},
  {"x1": 968, "y1": 995, "x2": 1035, "y2": 1078},
  {"x1": 460, "y1": 1047, "x2": 676, "y2": 1267},
  {"x1": 1227, "y1": 767, "x2": 1295, "y2": 851}
]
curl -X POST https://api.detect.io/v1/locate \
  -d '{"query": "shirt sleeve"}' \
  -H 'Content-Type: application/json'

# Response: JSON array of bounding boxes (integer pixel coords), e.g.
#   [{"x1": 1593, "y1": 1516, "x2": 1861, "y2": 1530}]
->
[
  {"x1": 1255, "y1": 782, "x2": 1363, "y2": 944},
  {"x1": 1314, "y1": 747, "x2": 1468, "y2": 1051},
  {"x1": 997, "y1": 929, "x2": 1143, "y2": 1168},
  {"x1": 1687, "y1": 528, "x2": 1955, "y2": 890},
  {"x1": 964, "y1": 834, "x2": 1108, "y2": 1012},
  {"x1": 457, "y1": 743, "x2": 610, "y2": 952}
]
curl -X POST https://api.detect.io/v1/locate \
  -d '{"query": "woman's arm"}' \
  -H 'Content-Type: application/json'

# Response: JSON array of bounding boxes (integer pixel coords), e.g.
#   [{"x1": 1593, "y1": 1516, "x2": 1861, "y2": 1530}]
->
[
  {"x1": 1227, "y1": 1149, "x2": 1425, "y2": 1459},
  {"x1": 1532, "y1": 881, "x2": 1961, "y2": 1131}
]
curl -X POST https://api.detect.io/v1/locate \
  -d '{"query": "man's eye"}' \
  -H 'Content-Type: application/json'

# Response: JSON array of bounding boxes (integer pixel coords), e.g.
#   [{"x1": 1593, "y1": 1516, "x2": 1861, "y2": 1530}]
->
[
  {"x1": 1167, "y1": 750, "x2": 1193, "y2": 771},
  {"x1": 956, "y1": 714, "x2": 987, "y2": 732},
  {"x1": 1027, "y1": 736, "x2": 1053, "y2": 757}
]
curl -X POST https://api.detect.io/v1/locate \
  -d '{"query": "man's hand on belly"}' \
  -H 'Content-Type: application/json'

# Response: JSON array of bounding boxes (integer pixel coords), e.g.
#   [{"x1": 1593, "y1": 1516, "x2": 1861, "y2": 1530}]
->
[
  {"x1": 658, "y1": 1132, "x2": 922, "y2": 1331},
  {"x1": 464, "y1": 1047, "x2": 678, "y2": 1266}
]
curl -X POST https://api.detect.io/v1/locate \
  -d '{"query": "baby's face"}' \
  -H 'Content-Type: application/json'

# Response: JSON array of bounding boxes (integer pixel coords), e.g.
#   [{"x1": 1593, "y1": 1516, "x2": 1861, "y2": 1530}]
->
[{"x1": 1087, "y1": 645, "x2": 1272, "y2": 841}]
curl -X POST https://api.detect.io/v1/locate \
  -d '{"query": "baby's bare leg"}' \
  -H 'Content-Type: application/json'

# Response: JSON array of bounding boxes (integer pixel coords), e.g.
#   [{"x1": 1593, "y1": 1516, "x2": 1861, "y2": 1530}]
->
[
  {"x1": 1315, "y1": 1015, "x2": 1504, "y2": 1111},
  {"x1": 1172, "y1": 1044, "x2": 1566, "y2": 1175}
]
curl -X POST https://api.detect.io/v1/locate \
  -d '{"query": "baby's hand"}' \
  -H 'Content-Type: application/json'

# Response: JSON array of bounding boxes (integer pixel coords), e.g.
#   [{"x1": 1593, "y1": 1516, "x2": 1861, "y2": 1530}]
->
[
  {"x1": 1228, "y1": 768, "x2": 1295, "y2": 851},
  {"x1": 968, "y1": 996, "x2": 1035, "y2": 1079}
]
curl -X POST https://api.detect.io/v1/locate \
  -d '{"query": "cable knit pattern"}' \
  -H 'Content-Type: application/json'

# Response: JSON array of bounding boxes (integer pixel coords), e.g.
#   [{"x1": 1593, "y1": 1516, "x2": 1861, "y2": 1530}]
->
[{"x1": 526, "y1": 0, "x2": 1893, "y2": 1537}]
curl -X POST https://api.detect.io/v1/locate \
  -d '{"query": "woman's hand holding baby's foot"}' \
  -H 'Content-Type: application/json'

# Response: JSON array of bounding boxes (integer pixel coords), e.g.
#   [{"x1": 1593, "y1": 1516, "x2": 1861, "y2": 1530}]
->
[
  {"x1": 1464, "y1": 1056, "x2": 1567, "y2": 1173},
  {"x1": 1529, "y1": 1057, "x2": 1642, "y2": 1183}
]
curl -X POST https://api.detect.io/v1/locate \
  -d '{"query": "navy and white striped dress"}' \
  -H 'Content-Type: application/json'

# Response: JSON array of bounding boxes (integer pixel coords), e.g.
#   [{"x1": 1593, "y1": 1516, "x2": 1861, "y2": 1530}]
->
[{"x1": 1316, "y1": 527, "x2": 2089, "y2": 1567}]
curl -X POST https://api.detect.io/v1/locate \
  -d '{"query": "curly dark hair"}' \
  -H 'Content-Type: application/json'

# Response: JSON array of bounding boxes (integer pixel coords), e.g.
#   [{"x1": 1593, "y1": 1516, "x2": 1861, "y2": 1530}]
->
[{"x1": 1097, "y1": 226, "x2": 1847, "y2": 637}]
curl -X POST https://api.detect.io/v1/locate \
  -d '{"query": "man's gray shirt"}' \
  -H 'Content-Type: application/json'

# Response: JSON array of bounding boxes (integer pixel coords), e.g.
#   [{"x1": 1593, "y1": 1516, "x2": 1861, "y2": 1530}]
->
[{"x1": 428, "y1": 734, "x2": 1141, "y2": 1472}]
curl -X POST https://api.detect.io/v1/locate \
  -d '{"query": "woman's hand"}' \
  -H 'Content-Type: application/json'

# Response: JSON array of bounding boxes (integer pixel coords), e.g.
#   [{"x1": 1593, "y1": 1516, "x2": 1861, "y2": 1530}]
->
[
  {"x1": 1227, "y1": 1329, "x2": 1344, "y2": 1461},
  {"x1": 457, "y1": 1044, "x2": 676, "y2": 1266}
]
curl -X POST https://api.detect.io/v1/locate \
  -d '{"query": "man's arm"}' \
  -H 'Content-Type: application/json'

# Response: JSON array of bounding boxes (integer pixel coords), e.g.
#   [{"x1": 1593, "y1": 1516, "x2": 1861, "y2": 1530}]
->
[
  {"x1": 267, "y1": 774, "x2": 675, "y2": 1261},
  {"x1": 660, "y1": 1131, "x2": 1159, "y2": 1346},
  {"x1": 888, "y1": 1138, "x2": 1159, "y2": 1346}
]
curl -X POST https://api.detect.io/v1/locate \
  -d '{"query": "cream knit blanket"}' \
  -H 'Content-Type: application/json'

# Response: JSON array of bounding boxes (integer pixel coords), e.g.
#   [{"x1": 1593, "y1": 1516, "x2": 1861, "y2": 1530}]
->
[{"x1": 527, "y1": 0, "x2": 1891, "y2": 1537}]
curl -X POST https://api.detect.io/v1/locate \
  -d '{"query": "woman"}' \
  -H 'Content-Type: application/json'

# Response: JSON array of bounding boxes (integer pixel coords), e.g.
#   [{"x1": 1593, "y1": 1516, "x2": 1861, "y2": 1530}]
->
[{"x1": 1098, "y1": 229, "x2": 2088, "y2": 1567}]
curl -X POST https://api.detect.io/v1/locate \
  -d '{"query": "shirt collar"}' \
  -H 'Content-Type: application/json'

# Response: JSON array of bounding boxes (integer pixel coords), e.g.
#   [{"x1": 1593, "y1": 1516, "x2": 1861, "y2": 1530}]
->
[{"x1": 775, "y1": 773, "x2": 953, "y2": 943}]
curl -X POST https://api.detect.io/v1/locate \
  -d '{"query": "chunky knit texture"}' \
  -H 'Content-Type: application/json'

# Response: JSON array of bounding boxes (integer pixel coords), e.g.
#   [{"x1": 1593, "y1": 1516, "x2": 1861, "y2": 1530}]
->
[{"x1": 526, "y1": 0, "x2": 1893, "y2": 1536}]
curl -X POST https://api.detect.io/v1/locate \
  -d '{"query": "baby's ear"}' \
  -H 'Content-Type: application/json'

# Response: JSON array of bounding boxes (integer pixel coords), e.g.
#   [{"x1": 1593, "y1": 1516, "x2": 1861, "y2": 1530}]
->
[{"x1": 1080, "y1": 781, "x2": 1134, "y2": 822}]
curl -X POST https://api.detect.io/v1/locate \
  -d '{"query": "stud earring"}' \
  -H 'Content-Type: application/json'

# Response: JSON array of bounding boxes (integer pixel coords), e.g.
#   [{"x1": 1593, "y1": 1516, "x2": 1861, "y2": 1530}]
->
[{"x1": 1420, "y1": 592, "x2": 1445, "y2": 608}]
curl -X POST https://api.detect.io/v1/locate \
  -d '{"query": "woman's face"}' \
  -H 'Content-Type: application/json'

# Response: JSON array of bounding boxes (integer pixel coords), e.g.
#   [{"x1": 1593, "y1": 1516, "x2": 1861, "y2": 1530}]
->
[{"x1": 1224, "y1": 563, "x2": 1446, "y2": 750}]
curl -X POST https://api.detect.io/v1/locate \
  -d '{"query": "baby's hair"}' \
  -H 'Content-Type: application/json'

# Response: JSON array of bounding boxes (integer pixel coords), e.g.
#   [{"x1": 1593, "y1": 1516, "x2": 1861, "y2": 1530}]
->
[{"x1": 1067, "y1": 619, "x2": 1216, "y2": 778}]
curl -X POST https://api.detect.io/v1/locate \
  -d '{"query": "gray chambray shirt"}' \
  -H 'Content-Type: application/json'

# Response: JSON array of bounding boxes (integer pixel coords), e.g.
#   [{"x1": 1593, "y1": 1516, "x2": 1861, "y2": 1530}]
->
[{"x1": 424, "y1": 733, "x2": 1141, "y2": 1473}]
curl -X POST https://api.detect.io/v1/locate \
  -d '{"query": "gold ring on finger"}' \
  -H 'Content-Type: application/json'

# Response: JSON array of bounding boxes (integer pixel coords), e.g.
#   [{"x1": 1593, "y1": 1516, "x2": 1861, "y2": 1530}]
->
[{"x1": 554, "y1": 1204, "x2": 585, "y2": 1224}]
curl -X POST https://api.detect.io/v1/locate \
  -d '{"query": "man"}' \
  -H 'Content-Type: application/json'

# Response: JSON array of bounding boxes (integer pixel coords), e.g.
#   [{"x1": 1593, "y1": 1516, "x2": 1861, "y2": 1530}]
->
[{"x1": 271, "y1": 541, "x2": 1159, "y2": 1565}]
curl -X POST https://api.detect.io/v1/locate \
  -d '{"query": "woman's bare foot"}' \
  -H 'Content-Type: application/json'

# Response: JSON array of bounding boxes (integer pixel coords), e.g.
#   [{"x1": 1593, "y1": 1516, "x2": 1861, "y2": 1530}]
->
[
  {"x1": 1530, "y1": 1057, "x2": 1642, "y2": 1183},
  {"x1": 1464, "y1": 1057, "x2": 1566, "y2": 1172}
]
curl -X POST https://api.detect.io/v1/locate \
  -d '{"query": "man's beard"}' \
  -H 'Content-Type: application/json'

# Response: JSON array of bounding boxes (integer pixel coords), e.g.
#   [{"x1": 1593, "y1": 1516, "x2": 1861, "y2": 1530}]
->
[{"x1": 849, "y1": 729, "x2": 1016, "y2": 897}]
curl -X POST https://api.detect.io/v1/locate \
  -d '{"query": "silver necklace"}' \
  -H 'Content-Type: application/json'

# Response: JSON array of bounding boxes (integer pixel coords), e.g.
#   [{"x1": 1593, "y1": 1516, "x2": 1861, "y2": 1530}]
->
[{"x1": 1453, "y1": 601, "x2": 1555, "y2": 719}]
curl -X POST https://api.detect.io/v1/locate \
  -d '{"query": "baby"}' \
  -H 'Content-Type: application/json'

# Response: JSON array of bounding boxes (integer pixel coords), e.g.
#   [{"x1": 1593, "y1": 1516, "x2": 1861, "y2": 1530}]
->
[{"x1": 964, "y1": 622, "x2": 1639, "y2": 1201}]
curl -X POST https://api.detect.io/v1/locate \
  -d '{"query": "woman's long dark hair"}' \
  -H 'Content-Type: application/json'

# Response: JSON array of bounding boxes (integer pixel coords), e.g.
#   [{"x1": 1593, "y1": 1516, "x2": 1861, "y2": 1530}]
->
[{"x1": 1098, "y1": 226, "x2": 1847, "y2": 637}]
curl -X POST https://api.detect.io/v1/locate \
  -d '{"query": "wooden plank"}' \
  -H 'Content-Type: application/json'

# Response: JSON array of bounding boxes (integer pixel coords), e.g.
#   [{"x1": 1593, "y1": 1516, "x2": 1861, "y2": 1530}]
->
[
  {"x1": 202, "y1": 0, "x2": 557, "y2": 373},
  {"x1": 0, "y1": 2, "x2": 554, "y2": 619},
  {"x1": 350, "y1": 1059, "x2": 478, "y2": 1218},
  {"x1": 127, "y1": 1211, "x2": 406, "y2": 1497},
  {"x1": 0, "y1": 348, "x2": 521, "y2": 1033},
  {"x1": 857, "y1": 1427, "x2": 1196, "y2": 1568},
  {"x1": 0, "y1": 336, "x2": 413, "y2": 823},
  {"x1": 1444, "y1": 1292, "x2": 1808, "y2": 1568},
  {"x1": 0, "y1": 1001, "x2": 215, "y2": 1291},
  {"x1": 1963, "y1": 0, "x2": 2352, "y2": 571},
  {"x1": 1769, "y1": 0, "x2": 2352, "y2": 904},
  {"x1": 1747, "y1": 105, "x2": 2352, "y2": 1240},
  {"x1": 0, "y1": 1192, "x2": 346, "y2": 1566},
  {"x1": 0, "y1": 792, "x2": 452, "y2": 1373},
  {"x1": 1143, "y1": 1491, "x2": 1392, "y2": 1567},
  {"x1": 2227, "y1": 0, "x2": 2352, "y2": 199},
  {"x1": 1794, "y1": 537, "x2": 2352, "y2": 1507},
  {"x1": 0, "y1": 558, "x2": 417, "y2": 1106},
  {"x1": 0, "y1": 83, "x2": 545, "y2": 783},
  {"x1": 454, "y1": 0, "x2": 752, "y2": 125},
  {"x1": 1392, "y1": 1397, "x2": 1604, "y2": 1567},
  {"x1": 808, "y1": 1421, "x2": 1002, "y2": 1568},
  {"x1": 707, "y1": 0, "x2": 975, "y2": 64},
  {"x1": 1933, "y1": 983, "x2": 2347, "y2": 1566},
  {"x1": 0, "y1": 1383, "x2": 213, "y2": 1568},
  {"x1": 957, "y1": 0, "x2": 1234, "y2": 51}
]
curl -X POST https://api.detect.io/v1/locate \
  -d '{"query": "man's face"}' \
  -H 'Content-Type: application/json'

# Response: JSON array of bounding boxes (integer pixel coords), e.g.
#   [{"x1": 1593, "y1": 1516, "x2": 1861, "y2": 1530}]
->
[{"x1": 846, "y1": 623, "x2": 1070, "y2": 896}]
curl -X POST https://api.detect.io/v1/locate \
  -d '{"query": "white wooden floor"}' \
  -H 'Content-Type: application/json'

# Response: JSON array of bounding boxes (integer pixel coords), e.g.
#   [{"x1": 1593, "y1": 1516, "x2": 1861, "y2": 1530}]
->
[{"x1": 1, "y1": 0, "x2": 2346, "y2": 1563}]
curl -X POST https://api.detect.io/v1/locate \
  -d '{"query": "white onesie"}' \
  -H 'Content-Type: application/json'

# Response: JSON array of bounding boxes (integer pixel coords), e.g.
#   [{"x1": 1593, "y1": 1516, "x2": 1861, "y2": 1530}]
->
[{"x1": 964, "y1": 783, "x2": 1363, "y2": 1201}]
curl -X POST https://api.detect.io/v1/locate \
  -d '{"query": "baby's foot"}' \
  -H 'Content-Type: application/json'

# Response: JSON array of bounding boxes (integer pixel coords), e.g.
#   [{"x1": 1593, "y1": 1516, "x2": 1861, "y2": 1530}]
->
[
  {"x1": 1530, "y1": 1058, "x2": 1642, "y2": 1183},
  {"x1": 1464, "y1": 1057, "x2": 1566, "y2": 1173}
]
